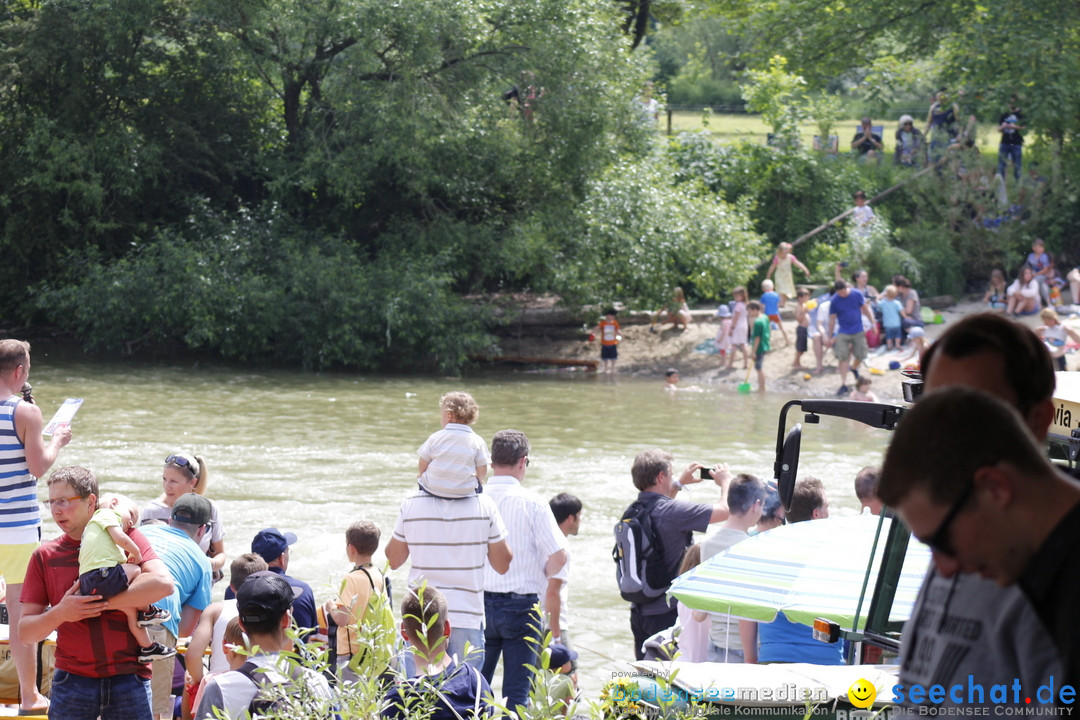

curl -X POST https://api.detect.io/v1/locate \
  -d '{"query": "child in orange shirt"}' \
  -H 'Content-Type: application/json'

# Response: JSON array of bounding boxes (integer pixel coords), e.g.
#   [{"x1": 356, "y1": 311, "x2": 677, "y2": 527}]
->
[{"x1": 593, "y1": 308, "x2": 621, "y2": 374}]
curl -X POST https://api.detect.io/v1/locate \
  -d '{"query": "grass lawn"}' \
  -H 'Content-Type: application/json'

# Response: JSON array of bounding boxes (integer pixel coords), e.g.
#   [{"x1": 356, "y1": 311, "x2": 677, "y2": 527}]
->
[{"x1": 663, "y1": 111, "x2": 1000, "y2": 154}]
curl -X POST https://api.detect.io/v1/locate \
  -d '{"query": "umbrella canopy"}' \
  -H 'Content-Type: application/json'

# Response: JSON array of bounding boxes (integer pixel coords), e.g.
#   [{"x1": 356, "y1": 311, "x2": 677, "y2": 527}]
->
[{"x1": 669, "y1": 514, "x2": 930, "y2": 629}]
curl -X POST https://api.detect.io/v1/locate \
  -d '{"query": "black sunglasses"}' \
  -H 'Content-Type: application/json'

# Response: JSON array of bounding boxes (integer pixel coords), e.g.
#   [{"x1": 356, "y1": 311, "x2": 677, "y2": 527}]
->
[{"x1": 919, "y1": 482, "x2": 974, "y2": 556}]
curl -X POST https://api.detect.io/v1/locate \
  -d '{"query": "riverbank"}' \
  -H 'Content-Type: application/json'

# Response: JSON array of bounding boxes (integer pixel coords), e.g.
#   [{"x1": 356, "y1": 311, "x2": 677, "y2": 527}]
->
[{"x1": 490, "y1": 296, "x2": 1071, "y2": 402}]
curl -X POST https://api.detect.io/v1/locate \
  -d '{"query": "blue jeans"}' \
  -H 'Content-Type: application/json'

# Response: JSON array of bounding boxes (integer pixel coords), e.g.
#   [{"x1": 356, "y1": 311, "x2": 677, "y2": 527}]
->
[
  {"x1": 447, "y1": 626, "x2": 485, "y2": 670},
  {"x1": 998, "y1": 143, "x2": 1022, "y2": 180},
  {"x1": 50, "y1": 670, "x2": 153, "y2": 720},
  {"x1": 481, "y1": 592, "x2": 542, "y2": 711}
]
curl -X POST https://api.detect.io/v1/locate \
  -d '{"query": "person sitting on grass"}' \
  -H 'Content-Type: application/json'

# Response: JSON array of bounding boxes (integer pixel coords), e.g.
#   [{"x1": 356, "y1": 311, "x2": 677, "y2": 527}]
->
[
  {"x1": 1006, "y1": 264, "x2": 1041, "y2": 317},
  {"x1": 382, "y1": 585, "x2": 493, "y2": 719}
]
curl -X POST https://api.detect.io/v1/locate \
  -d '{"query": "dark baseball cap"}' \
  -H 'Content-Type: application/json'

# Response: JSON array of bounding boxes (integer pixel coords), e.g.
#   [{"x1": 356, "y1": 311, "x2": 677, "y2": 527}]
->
[
  {"x1": 236, "y1": 571, "x2": 302, "y2": 625},
  {"x1": 251, "y1": 528, "x2": 297, "y2": 563},
  {"x1": 549, "y1": 642, "x2": 578, "y2": 669},
  {"x1": 171, "y1": 493, "x2": 212, "y2": 525}
]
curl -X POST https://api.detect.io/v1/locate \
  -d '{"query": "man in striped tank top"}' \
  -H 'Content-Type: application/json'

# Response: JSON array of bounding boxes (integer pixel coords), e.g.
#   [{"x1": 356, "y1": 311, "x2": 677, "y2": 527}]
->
[{"x1": 0, "y1": 339, "x2": 72, "y2": 714}]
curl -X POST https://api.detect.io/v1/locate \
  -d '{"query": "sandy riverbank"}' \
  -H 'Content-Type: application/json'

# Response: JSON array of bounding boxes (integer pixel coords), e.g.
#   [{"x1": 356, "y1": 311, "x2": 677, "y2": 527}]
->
[{"x1": 494, "y1": 297, "x2": 1072, "y2": 402}]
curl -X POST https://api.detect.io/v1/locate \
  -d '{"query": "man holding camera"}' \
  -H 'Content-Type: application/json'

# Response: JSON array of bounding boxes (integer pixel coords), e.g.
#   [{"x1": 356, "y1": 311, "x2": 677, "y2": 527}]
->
[{"x1": 621, "y1": 450, "x2": 730, "y2": 660}]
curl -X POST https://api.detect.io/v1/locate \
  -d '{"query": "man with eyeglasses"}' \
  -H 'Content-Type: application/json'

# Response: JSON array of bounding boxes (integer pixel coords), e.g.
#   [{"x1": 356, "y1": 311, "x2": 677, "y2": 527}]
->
[
  {"x1": 19, "y1": 466, "x2": 174, "y2": 720},
  {"x1": 139, "y1": 493, "x2": 214, "y2": 720},
  {"x1": 879, "y1": 387, "x2": 1080, "y2": 700},
  {"x1": 0, "y1": 339, "x2": 72, "y2": 714},
  {"x1": 878, "y1": 313, "x2": 1064, "y2": 714},
  {"x1": 479, "y1": 429, "x2": 568, "y2": 712}
]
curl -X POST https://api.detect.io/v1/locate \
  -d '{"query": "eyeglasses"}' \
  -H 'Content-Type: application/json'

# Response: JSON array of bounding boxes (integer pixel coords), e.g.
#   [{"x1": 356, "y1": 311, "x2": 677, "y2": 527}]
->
[
  {"x1": 919, "y1": 482, "x2": 974, "y2": 556},
  {"x1": 43, "y1": 495, "x2": 87, "y2": 510}
]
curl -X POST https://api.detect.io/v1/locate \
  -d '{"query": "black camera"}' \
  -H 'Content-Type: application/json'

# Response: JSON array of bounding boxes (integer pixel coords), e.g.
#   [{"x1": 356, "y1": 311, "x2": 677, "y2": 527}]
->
[
  {"x1": 901, "y1": 369, "x2": 924, "y2": 403},
  {"x1": 700, "y1": 467, "x2": 713, "y2": 480}
]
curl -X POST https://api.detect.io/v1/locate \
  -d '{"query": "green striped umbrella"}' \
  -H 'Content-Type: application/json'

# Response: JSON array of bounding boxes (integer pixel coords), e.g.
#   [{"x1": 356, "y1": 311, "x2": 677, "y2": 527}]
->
[{"x1": 669, "y1": 514, "x2": 930, "y2": 629}]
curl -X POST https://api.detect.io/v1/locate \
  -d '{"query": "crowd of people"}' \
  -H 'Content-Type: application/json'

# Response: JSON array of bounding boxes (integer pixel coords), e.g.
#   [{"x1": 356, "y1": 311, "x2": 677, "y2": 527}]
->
[
  {"x1": 0, "y1": 372, "x2": 588, "y2": 720},
  {"x1": 3, "y1": 295, "x2": 1077, "y2": 719},
  {"x1": 625, "y1": 312, "x2": 1078, "y2": 713}
]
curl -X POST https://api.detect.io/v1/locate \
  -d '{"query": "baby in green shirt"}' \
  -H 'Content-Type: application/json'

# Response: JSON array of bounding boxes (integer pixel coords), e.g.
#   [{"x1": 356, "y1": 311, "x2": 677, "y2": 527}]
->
[{"x1": 78, "y1": 492, "x2": 176, "y2": 662}]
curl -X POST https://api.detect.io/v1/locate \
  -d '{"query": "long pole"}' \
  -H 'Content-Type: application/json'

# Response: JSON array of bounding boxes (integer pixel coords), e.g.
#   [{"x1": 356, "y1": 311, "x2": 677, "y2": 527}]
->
[{"x1": 754, "y1": 158, "x2": 945, "y2": 269}]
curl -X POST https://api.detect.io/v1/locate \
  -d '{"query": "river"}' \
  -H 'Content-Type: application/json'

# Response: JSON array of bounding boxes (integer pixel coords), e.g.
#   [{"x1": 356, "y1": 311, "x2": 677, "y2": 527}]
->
[{"x1": 26, "y1": 349, "x2": 896, "y2": 698}]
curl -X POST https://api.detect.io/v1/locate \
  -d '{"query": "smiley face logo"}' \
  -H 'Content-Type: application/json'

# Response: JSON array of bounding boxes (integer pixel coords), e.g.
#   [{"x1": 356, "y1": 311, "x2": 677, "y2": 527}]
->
[{"x1": 848, "y1": 679, "x2": 876, "y2": 709}]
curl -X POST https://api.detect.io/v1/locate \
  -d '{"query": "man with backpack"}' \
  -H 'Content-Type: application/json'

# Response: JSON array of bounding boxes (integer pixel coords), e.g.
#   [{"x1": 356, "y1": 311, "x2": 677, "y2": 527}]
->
[
  {"x1": 615, "y1": 450, "x2": 731, "y2": 660},
  {"x1": 195, "y1": 571, "x2": 333, "y2": 719}
]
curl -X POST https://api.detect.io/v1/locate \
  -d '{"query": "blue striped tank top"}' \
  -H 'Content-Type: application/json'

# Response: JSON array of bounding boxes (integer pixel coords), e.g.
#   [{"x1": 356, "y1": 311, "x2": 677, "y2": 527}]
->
[{"x1": 0, "y1": 396, "x2": 40, "y2": 542}]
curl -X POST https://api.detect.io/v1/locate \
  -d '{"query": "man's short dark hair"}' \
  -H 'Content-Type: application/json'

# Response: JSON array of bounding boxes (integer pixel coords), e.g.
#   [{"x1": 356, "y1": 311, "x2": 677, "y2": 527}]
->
[
  {"x1": 632, "y1": 449, "x2": 673, "y2": 491},
  {"x1": 761, "y1": 482, "x2": 783, "y2": 523},
  {"x1": 402, "y1": 585, "x2": 448, "y2": 649},
  {"x1": 229, "y1": 553, "x2": 268, "y2": 592},
  {"x1": 747, "y1": 301, "x2": 762, "y2": 312},
  {"x1": 878, "y1": 387, "x2": 1051, "y2": 508},
  {"x1": 490, "y1": 429, "x2": 530, "y2": 467},
  {"x1": 854, "y1": 466, "x2": 879, "y2": 503},
  {"x1": 921, "y1": 312, "x2": 1053, "y2": 416},
  {"x1": 728, "y1": 474, "x2": 767, "y2": 516},
  {"x1": 0, "y1": 339, "x2": 29, "y2": 375},
  {"x1": 788, "y1": 477, "x2": 826, "y2": 523},
  {"x1": 549, "y1": 493, "x2": 582, "y2": 525},
  {"x1": 346, "y1": 521, "x2": 381, "y2": 556},
  {"x1": 47, "y1": 466, "x2": 97, "y2": 497},
  {"x1": 833, "y1": 279, "x2": 848, "y2": 293}
]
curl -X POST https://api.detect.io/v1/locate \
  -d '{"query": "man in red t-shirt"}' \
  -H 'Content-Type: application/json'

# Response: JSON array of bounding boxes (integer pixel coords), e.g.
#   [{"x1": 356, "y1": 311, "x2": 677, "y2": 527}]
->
[{"x1": 19, "y1": 466, "x2": 174, "y2": 720}]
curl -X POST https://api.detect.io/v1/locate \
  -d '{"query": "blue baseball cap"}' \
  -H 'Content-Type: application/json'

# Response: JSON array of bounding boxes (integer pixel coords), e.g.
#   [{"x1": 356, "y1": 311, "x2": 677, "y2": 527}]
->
[{"x1": 251, "y1": 528, "x2": 298, "y2": 563}]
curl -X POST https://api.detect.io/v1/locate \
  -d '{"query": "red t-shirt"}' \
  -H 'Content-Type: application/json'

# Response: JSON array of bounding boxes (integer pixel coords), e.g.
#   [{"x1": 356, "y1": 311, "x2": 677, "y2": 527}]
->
[{"x1": 21, "y1": 528, "x2": 159, "y2": 679}]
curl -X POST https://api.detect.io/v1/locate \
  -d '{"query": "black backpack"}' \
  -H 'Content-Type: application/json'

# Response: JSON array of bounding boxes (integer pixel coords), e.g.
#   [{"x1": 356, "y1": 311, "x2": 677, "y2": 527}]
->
[{"x1": 613, "y1": 493, "x2": 674, "y2": 604}]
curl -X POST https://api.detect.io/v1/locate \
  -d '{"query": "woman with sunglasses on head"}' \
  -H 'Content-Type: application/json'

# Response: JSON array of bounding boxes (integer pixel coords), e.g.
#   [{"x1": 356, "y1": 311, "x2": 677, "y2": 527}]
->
[{"x1": 142, "y1": 453, "x2": 226, "y2": 581}]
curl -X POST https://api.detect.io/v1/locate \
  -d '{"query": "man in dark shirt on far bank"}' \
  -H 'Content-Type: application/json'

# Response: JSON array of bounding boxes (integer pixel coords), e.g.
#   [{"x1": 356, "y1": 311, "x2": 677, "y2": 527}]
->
[
  {"x1": 998, "y1": 95, "x2": 1024, "y2": 181},
  {"x1": 851, "y1": 117, "x2": 883, "y2": 161},
  {"x1": 622, "y1": 450, "x2": 730, "y2": 660}
]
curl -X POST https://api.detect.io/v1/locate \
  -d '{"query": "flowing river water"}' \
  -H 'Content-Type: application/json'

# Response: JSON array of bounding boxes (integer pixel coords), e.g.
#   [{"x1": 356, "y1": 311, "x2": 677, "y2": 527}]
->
[{"x1": 26, "y1": 347, "x2": 897, "y2": 698}]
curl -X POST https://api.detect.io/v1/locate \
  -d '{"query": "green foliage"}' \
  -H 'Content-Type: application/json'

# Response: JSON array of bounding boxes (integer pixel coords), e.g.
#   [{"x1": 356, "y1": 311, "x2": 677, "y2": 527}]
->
[
  {"x1": 554, "y1": 148, "x2": 766, "y2": 306},
  {"x1": 33, "y1": 210, "x2": 495, "y2": 372},
  {"x1": 650, "y1": 18, "x2": 746, "y2": 107},
  {"x1": 741, "y1": 56, "x2": 809, "y2": 144}
]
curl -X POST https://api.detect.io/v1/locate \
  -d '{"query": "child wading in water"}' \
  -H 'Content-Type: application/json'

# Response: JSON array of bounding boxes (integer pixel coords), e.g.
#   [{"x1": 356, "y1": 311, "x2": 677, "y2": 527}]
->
[
  {"x1": 851, "y1": 377, "x2": 878, "y2": 402},
  {"x1": 591, "y1": 308, "x2": 621, "y2": 374},
  {"x1": 417, "y1": 392, "x2": 490, "y2": 498},
  {"x1": 765, "y1": 242, "x2": 811, "y2": 306},
  {"x1": 79, "y1": 493, "x2": 175, "y2": 663}
]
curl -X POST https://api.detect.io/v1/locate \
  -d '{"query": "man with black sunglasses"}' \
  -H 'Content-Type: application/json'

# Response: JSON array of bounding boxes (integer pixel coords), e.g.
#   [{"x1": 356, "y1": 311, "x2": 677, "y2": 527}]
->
[
  {"x1": 880, "y1": 388, "x2": 1080, "y2": 701},
  {"x1": 877, "y1": 313, "x2": 1068, "y2": 712}
]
